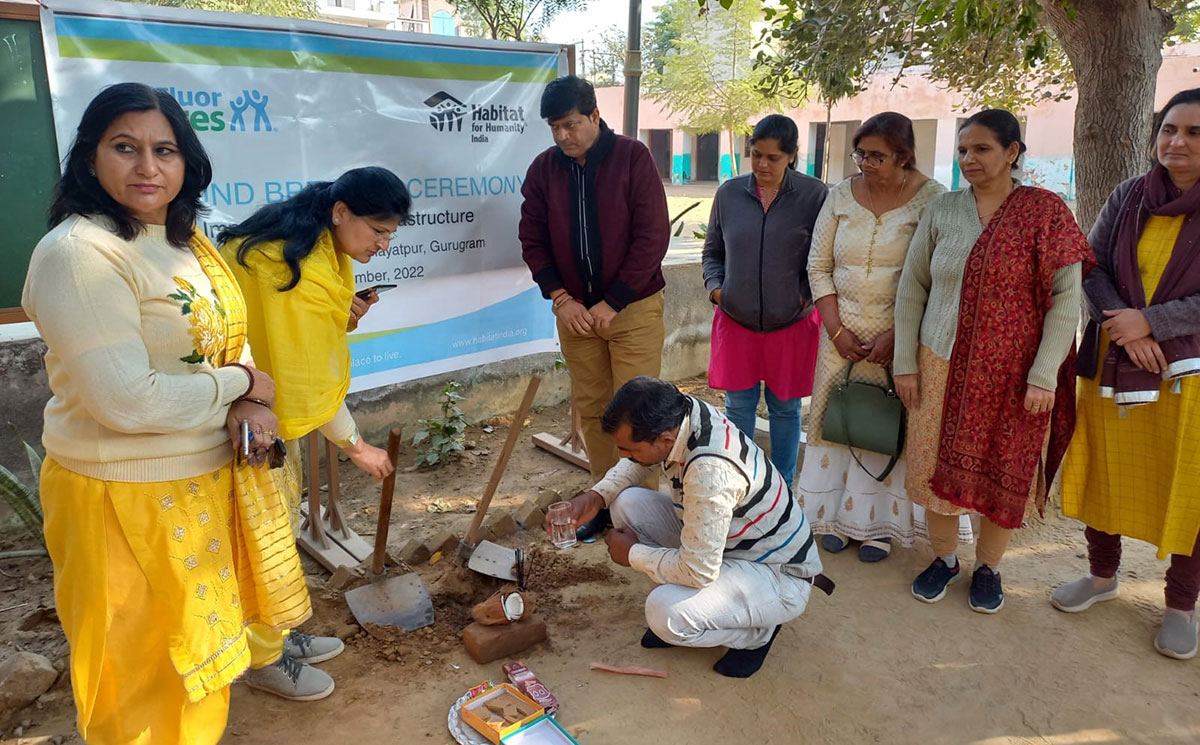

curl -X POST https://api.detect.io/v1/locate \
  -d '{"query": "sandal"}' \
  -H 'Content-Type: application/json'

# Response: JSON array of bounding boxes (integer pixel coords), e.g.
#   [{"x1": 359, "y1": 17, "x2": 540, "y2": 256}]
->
[
  {"x1": 858, "y1": 538, "x2": 892, "y2": 563},
  {"x1": 820, "y1": 533, "x2": 850, "y2": 553}
]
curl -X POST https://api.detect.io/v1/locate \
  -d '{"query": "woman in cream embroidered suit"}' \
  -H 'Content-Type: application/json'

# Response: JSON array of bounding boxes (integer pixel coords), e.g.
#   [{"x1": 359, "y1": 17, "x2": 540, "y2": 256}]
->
[
  {"x1": 21, "y1": 83, "x2": 309, "y2": 745},
  {"x1": 799, "y1": 112, "x2": 968, "y2": 563}
]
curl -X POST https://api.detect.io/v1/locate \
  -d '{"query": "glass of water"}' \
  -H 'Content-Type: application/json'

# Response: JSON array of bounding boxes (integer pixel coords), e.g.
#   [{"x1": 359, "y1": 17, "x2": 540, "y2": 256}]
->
[{"x1": 547, "y1": 502, "x2": 577, "y2": 549}]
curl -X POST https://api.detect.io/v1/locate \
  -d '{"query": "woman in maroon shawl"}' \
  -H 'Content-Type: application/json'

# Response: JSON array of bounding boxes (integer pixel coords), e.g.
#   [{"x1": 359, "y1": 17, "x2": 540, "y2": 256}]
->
[
  {"x1": 1054, "y1": 88, "x2": 1200, "y2": 660},
  {"x1": 893, "y1": 110, "x2": 1093, "y2": 613}
]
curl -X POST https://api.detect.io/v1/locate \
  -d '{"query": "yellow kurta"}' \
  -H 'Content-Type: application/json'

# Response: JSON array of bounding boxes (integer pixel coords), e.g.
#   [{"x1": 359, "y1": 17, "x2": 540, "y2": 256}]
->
[
  {"x1": 1062, "y1": 214, "x2": 1200, "y2": 559},
  {"x1": 39, "y1": 234, "x2": 311, "y2": 745},
  {"x1": 221, "y1": 232, "x2": 355, "y2": 442}
]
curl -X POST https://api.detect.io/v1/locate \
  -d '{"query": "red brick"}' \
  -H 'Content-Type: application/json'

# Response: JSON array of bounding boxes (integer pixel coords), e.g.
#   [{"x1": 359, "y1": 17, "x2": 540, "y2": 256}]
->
[
  {"x1": 487, "y1": 513, "x2": 519, "y2": 540},
  {"x1": 514, "y1": 501, "x2": 546, "y2": 531},
  {"x1": 398, "y1": 538, "x2": 431, "y2": 566},
  {"x1": 462, "y1": 618, "x2": 548, "y2": 664}
]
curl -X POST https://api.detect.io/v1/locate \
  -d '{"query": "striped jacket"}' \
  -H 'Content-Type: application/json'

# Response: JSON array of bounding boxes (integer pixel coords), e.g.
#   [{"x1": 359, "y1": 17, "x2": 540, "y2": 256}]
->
[
  {"x1": 593, "y1": 396, "x2": 823, "y2": 587},
  {"x1": 680, "y1": 397, "x2": 822, "y2": 574}
]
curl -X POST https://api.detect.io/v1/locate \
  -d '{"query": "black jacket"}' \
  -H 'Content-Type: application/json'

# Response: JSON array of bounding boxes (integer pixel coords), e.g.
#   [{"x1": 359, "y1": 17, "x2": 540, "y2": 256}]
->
[{"x1": 702, "y1": 169, "x2": 828, "y2": 332}]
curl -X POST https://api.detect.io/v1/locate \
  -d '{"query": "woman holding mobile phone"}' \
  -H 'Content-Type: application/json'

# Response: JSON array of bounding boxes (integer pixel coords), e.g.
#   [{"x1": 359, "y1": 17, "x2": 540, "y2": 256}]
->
[
  {"x1": 22, "y1": 82, "x2": 310, "y2": 744},
  {"x1": 218, "y1": 166, "x2": 411, "y2": 700}
]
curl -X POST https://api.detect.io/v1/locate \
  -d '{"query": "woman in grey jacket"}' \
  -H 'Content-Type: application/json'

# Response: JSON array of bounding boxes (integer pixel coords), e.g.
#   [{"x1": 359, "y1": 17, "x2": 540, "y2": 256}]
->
[{"x1": 702, "y1": 115, "x2": 828, "y2": 486}]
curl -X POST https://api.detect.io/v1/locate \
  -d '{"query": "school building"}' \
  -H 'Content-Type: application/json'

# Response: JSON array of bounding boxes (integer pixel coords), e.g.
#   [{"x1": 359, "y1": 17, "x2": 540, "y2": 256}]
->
[{"x1": 595, "y1": 42, "x2": 1200, "y2": 197}]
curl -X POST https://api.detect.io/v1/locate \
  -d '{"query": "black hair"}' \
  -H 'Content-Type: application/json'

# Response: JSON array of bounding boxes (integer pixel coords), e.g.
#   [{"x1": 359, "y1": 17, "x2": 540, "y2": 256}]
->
[
  {"x1": 540, "y1": 75, "x2": 597, "y2": 122},
  {"x1": 217, "y1": 167, "x2": 411, "y2": 291},
  {"x1": 48, "y1": 82, "x2": 212, "y2": 247},
  {"x1": 1151, "y1": 88, "x2": 1200, "y2": 162},
  {"x1": 749, "y1": 114, "x2": 799, "y2": 157},
  {"x1": 854, "y1": 112, "x2": 917, "y2": 170},
  {"x1": 601, "y1": 376, "x2": 691, "y2": 443},
  {"x1": 959, "y1": 109, "x2": 1027, "y2": 170}
]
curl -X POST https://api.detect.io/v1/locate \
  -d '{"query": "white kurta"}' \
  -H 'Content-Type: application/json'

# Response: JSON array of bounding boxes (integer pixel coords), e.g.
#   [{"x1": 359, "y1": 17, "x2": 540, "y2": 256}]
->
[{"x1": 797, "y1": 177, "x2": 971, "y2": 546}]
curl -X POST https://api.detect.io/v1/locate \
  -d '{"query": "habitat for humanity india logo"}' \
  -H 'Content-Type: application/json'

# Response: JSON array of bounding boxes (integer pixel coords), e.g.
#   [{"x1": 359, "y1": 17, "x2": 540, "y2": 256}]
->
[
  {"x1": 423, "y1": 90, "x2": 526, "y2": 143},
  {"x1": 167, "y1": 87, "x2": 273, "y2": 133}
]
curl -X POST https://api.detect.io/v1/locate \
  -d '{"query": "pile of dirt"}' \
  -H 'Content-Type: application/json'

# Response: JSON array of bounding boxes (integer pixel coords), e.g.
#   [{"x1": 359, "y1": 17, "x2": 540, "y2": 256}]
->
[{"x1": 347, "y1": 547, "x2": 626, "y2": 667}]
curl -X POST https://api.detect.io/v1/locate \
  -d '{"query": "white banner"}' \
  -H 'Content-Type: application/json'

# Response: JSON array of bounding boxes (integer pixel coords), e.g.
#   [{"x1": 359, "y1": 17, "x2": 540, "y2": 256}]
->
[{"x1": 40, "y1": 0, "x2": 564, "y2": 392}]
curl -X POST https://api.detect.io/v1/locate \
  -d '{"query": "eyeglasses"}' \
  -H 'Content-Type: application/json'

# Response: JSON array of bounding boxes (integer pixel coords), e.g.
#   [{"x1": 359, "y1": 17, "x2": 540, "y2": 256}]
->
[{"x1": 851, "y1": 150, "x2": 888, "y2": 167}]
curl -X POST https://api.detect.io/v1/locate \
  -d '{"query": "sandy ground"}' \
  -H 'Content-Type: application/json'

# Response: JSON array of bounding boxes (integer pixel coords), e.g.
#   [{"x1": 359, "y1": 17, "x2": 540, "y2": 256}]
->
[{"x1": 4, "y1": 378, "x2": 1200, "y2": 745}]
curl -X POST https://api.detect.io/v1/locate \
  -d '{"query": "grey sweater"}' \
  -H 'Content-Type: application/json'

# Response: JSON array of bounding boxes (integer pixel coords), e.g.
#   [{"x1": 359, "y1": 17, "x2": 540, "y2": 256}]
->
[
  {"x1": 894, "y1": 186, "x2": 1082, "y2": 391},
  {"x1": 702, "y1": 169, "x2": 828, "y2": 332}
]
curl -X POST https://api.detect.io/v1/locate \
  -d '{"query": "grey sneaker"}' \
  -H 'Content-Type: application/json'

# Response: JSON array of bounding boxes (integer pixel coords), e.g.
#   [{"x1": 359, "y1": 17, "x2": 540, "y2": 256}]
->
[
  {"x1": 1154, "y1": 609, "x2": 1199, "y2": 660},
  {"x1": 283, "y1": 632, "x2": 345, "y2": 664},
  {"x1": 243, "y1": 655, "x2": 335, "y2": 701},
  {"x1": 1050, "y1": 576, "x2": 1120, "y2": 613}
]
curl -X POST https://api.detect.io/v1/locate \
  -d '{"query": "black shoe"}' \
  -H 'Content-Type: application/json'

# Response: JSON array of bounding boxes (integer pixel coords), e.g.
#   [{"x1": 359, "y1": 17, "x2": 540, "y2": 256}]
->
[
  {"x1": 968, "y1": 565, "x2": 1005, "y2": 614},
  {"x1": 911, "y1": 557, "x2": 961, "y2": 603},
  {"x1": 640, "y1": 628, "x2": 673, "y2": 648},
  {"x1": 576, "y1": 508, "x2": 612, "y2": 543},
  {"x1": 712, "y1": 626, "x2": 781, "y2": 678}
]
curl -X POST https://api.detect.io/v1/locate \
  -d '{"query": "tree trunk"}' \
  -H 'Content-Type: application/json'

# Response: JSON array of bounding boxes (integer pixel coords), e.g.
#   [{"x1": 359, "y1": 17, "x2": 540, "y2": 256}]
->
[{"x1": 1042, "y1": 0, "x2": 1173, "y2": 232}]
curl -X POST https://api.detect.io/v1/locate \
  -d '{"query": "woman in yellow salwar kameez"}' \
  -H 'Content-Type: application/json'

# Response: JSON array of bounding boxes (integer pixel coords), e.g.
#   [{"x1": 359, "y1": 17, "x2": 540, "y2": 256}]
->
[
  {"x1": 216, "y1": 167, "x2": 410, "y2": 699},
  {"x1": 1055, "y1": 88, "x2": 1200, "y2": 661},
  {"x1": 21, "y1": 83, "x2": 311, "y2": 744}
]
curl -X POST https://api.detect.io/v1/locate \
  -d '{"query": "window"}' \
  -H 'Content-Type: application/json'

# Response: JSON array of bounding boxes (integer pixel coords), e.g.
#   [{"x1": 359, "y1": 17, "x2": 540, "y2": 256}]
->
[{"x1": 432, "y1": 10, "x2": 456, "y2": 35}]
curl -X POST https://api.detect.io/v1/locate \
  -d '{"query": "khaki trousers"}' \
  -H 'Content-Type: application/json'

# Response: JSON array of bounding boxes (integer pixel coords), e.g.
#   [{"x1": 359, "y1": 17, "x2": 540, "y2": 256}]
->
[
  {"x1": 927, "y1": 510, "x2": 1013, "y2": 568},
  {"x1": 557, "y1": 292, "x2": 665, "y2": 482}
]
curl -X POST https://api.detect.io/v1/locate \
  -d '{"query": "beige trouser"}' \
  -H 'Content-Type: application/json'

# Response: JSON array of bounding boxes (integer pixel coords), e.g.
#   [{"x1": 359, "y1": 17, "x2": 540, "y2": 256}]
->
[
  {"x1": 927, "y1": 510, "x2": 1013, "y2": 568},
  {"x1": 557, "y1": 292, "x2": 665, "y2": 482}
]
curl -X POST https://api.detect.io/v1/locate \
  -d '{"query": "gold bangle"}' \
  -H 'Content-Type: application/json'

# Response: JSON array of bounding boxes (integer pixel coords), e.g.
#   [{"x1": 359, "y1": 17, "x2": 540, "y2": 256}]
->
[{"x1": 831, "y1": 325, "x2": 845, "y2": 342}]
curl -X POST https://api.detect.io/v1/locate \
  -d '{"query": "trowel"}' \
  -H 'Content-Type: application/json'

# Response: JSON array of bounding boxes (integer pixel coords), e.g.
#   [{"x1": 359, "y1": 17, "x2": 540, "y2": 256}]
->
[{"x1": 467, "y1": 540, "x2": 520, "y2": 582}]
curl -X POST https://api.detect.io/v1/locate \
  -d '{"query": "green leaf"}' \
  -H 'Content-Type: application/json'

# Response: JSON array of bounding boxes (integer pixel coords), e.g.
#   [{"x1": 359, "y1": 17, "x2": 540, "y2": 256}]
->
[
  {"x1": 23, "y1": 442, "x2": 42, "y2": 496},
  {"x1": 0, "y1": 464, "x2": 45, "y2": 548},
  {"x1": 179, "y1": 352, "x2": 205, "y2": 364}
]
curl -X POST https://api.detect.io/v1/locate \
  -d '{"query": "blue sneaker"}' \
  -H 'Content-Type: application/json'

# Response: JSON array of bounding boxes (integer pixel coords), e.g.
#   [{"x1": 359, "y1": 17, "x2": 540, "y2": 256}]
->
[
  {"x1": 911, "y1": 558, "x2": 961, "y2": 603},
  {"x1": 968, "y1": 565, "x2": 1005, "y2": 614}
]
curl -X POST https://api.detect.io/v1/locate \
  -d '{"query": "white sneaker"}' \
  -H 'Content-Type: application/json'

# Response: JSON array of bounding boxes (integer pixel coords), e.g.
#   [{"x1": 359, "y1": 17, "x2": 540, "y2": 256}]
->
[
  {"x1": 283, "y1": 632, "x2": 345, "y2": 664},
  {"x1": 243, "y1": 655, "x2": 335, "y2": 701}
]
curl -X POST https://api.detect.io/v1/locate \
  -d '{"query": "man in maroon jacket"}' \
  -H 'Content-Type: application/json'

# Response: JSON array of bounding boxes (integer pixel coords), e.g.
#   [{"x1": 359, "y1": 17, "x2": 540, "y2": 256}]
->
[{"x1": 520, "y1": 75, "x2": 669, "y2": 538}]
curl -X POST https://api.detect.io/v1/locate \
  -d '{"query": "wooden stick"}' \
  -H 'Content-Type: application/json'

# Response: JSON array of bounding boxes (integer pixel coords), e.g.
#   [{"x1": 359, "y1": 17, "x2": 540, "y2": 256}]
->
[
  {"x1": 324, "y1": 438, "x2": 348, "y2": 537},
  {"x1": 464, "y1": 376, "x2": 541, "y2": 547},
  {"x1": 588, "y1": 662, "x2": 669, "y2": 678},
  {"x1": 371, "y1": 427, "x2": 403, "y2": 575},
  {"x1": 305, "y1": 432, "x2": 329, "y2": 549}
]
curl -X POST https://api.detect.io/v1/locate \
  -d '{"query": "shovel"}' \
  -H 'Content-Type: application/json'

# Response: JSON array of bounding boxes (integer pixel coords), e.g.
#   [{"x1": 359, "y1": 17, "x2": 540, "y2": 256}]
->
[
  {"x1": 458, "y1": 376, "x2": 541, "y2": 576},
  {"x1": 345, "y1": 426, "x2": 435, "y2": 634}
]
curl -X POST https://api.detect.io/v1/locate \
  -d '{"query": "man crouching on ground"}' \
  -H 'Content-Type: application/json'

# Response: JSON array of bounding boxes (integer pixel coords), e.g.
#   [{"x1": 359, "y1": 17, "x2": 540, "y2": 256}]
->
[{"x1": 556, "y1": 376, "x2": 834, "y2": 677}]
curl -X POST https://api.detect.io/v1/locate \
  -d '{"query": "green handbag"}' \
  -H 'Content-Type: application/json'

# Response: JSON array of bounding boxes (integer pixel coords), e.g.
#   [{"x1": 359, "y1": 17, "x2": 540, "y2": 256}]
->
[{"x1": 821, "y1": 362, "x2": 906, "y2": 482}]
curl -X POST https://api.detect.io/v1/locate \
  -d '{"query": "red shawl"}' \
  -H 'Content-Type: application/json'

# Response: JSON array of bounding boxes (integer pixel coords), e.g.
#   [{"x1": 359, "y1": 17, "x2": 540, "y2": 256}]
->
[{"x1": 930, "y1": 186, "x2": 1095, "y2": 528}]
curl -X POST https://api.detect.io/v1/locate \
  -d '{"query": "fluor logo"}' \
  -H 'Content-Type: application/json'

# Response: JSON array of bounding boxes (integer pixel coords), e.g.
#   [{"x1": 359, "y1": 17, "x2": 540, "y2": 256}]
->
[{"x1": 167, "y1": 86, "x2": 273, "y2": 133}]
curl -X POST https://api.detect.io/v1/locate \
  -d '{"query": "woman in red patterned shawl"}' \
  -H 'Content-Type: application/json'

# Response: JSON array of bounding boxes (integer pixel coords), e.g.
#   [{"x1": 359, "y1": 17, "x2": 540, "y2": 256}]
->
[{"x1": 893, "y1": 110, "x2": 1094, "y2": 613}]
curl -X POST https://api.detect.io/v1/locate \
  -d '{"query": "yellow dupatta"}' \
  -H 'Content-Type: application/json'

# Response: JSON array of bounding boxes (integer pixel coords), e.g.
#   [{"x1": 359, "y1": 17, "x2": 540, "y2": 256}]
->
[
  {"x1": 221, "y1": 231, "x2": 355, "y2": 441},
  {"x1": 174, "y1": 232, "x2": 312, "y2": 700}
]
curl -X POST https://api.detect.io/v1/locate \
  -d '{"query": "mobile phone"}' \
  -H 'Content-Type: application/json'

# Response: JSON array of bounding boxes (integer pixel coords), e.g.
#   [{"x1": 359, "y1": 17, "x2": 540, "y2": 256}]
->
[
  {"x1": 240, "y1": 419, "x2": 251, "y2": 460},
  {"x1": 356, "y1": 284, "x2": 397, "y2": 299}
]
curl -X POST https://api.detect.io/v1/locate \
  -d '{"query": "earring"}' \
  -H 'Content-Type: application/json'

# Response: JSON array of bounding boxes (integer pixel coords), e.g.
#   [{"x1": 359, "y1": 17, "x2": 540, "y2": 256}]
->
[
  {"x1": 88, "y1": 167, "x2": 96, "y2": 176},
  {"x1": 332, "y1": 218, "x2": 340, "y2": 225}
]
